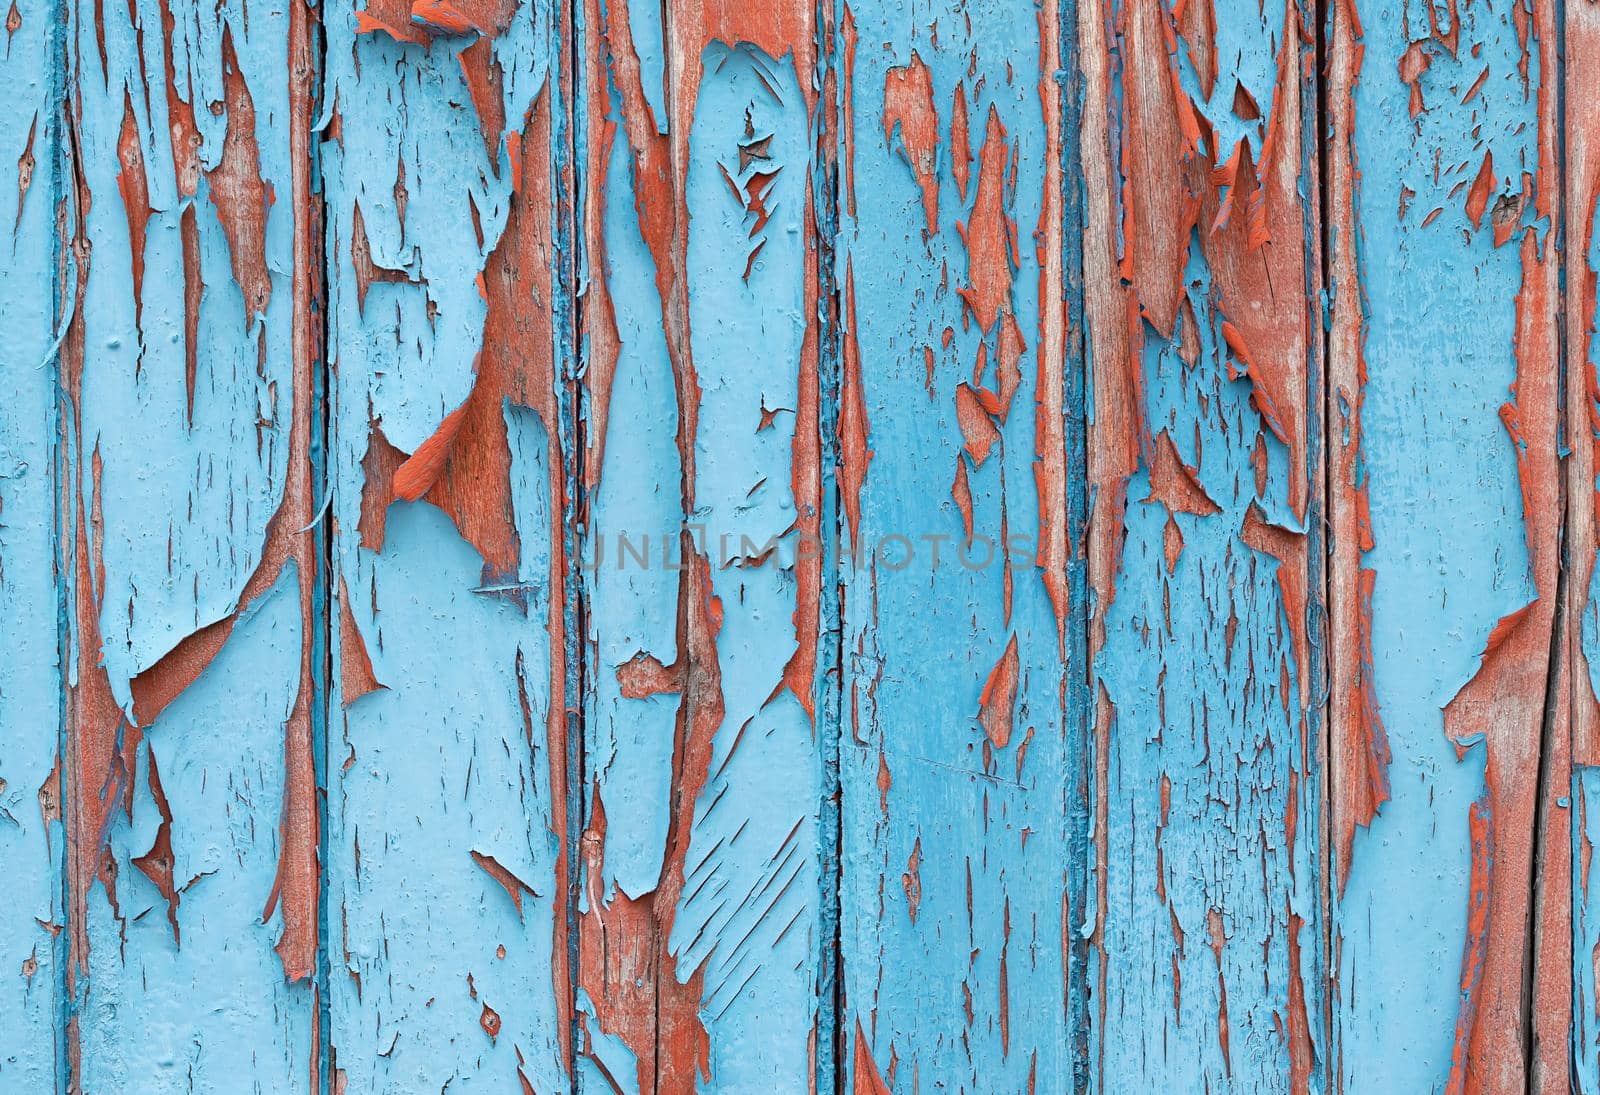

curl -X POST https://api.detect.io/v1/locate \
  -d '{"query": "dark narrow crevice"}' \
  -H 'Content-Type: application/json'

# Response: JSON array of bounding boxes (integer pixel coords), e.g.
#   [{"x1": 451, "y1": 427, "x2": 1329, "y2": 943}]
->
[
  {"x1": 812, "y1": 3, "x2": 847, "y2": 1090},
  {"x1": 1055, "y1": 0, "x2": 1093, "y2": 1086},
  {"x1": 305, "y1": 0, "x2": 335, "y2": 1087},
  {"x1": 1311, "y1": 0, "x2": 1337, "y2": 1084},
  {"x1": 1525, "y1": 520, "x2": 1567, "y2": 1093},
  {"x1": 564, "y1": 4, "x2": 588, "y2": 1089}
]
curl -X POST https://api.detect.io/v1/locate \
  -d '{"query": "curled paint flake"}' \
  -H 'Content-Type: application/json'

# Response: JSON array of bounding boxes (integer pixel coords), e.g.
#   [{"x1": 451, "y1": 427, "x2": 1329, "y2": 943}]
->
[
  {"x1": 207, "y1": 30, "x2": 274, "y2": 323},
  {"x1": 882, "y1": 51, "x2": 940, "y2": 234},
  {"x1": 471, "y1": 850, "x2": 539, "y2": 915},
  {"x1": 978, "y1": 634, "x2": 1020, "y2": 749},
  {"x1": 338, "y1": 578, "x2": 385, "y2": 706}
]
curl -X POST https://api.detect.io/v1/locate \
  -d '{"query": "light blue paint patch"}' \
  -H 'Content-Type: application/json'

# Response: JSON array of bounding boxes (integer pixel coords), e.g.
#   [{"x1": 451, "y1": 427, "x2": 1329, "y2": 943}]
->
[
  {"x1": 329, "y1": 502, "x2": 563, "y2": 1092},
  {"x1": 584, "y1": 100, "x2": 680, "y2": 904},
  {"x1": 1339, "y1": 0, "x2": 1538, "y2": 1089},
  {"x1": 321, "y1": 8, "x2": 551, "y2": 450},
  {"x1": 330, "y1": 46, "x2": 560, "y2": 526},
  {"x1": 0, "y1": 6, "x2": 65, "y2": 1084},
  {"x1": 674, "y1": 42, "x2": 820, "y2": 1091},
  {"x1": 70, "y1": 0, "x2": 298, "y2": 690},
  {"x1": 508, "y1": 404, "x2": 555, "y2": 587},
  {"x1": 624, "y1": 0, "x2": 669, "y2": 135},
  {"x1": 79, "y1": 570, "x2": 313, "y2": 1094}
]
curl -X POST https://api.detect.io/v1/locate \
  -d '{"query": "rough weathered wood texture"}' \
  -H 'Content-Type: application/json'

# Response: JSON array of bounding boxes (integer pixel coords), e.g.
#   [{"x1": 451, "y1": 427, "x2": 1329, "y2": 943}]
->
[
  {"x1": 833, "y1": 1, "x2": 1080, "y2": 1090},
  {"x1": 1078, "y1": 0, "x2": 1325, "y2": 1090},
  {"x1": 3, "y1": 0, "x2": 1599, "y2": 1091},
  {"x1": 571, "y1": 2, "x2": 831, "y2": 1090},
  {"x1": 322, "y1": 0, "x2": 575, "y2": 1088},
  {"x1": 1572, "y1": 5, "x2": 1600, "y2": 1092},
  {"x1": 1330, "y1": 1, "x2": 1566, "y2": 1093}
]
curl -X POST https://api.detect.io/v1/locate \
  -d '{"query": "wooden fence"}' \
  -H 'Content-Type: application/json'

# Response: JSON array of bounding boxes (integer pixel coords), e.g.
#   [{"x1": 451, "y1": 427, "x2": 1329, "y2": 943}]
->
[{"x1": 1, "y1": 0, "x2": 1593, "y2": 1090}]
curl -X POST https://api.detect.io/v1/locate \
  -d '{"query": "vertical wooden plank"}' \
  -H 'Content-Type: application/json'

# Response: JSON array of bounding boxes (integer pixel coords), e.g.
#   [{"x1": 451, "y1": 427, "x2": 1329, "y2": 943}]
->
[
  {"x1": 1567, "y1": 2, "x2": 1600, "y2": 1089},
  {"x1": 1077, "y1": 0, "x2": 1325, "y2": 1088},
  {"x1": 1328, "y1": 0, "x2": 1563, "y2": 1089},
  {"x1": 321, "y1": 0, "x2": 575, "y2": 1088},
  {"x1": 834, "y1": 2, "x2": 1076, "y2": 1089},
  {"x1": 0, "y1": 1, "x2": 65, "y2": 1088},
  {"x1": 573, "y1": 1, "x2": 829, "y2": 1089},
  {"x1": 58, "y1": 0, "x2": 324, "y2": 1083}
]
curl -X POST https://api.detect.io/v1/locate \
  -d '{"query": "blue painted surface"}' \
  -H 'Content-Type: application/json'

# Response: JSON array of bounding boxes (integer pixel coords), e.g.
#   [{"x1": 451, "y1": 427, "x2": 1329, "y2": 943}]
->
[
  {"x1": 84, "y1": 572, "x2": 314, "y2": 1091},
  {"x1": 1, "y1": 0, "x2": 1594, "y2": 1091},
  {"x1": 1336, "y1": 0, "x2": 1553, "y2": 1090},
  {"x1": 835, "y1": 1, "x2": 1074, "y2": 1088},
  {"x1": 55, "y1": 0, "x2": 318, "y2": 1085},
  {"x1": 322, "y1": 0, "x2": 570, "y2": 1087},
  {"x1": 1076, "y1": 0, "x2": 1327, "y2": 1090},
  {"x1": 575, "y1": 0, "x2": 826, "y2": 1082},
  {"x1": 0, "y1": 1, "x2": 64, "y2": 1087}
]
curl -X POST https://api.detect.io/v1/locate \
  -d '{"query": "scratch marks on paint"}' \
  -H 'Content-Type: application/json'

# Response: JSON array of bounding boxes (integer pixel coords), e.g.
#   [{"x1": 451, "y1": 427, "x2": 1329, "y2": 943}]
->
[{"x1": 576, "y1": 0, "x2": 823, "y2": 1089}]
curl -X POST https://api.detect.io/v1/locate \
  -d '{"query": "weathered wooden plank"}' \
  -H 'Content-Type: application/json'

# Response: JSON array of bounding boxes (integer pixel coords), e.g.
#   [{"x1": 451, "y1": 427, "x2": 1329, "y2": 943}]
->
[
  {"x1": 321, "y1": 0, "x2": 576, "y2": 1088},
  {"x1": 0, "y1": 3, "x2": 65, "y2": 1088},
  {"x1": 1078, "y1": 0, "x2": 1325, "y2": 1089},
  {"x1": 55, "y1": 0, "x2": 324, "y2": 1084},
  {"x1": 1567, "y1": 2, "x2": 1600, "y2": 1089},
  {"x1": 1328, "y1": 0, "x2": 1563, "y2": 1088},
  {"x1": 833, "y1": 3, "x2": 1077, "y2": 1089},
  {"x1": 573, "y1": 1, "x2": 829, "y2": 1089}
]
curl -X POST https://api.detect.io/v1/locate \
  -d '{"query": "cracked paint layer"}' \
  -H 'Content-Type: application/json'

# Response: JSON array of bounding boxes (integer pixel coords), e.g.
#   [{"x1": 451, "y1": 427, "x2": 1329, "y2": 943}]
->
[
  {"x1": 1333, "y1": 0, "x2": 1567, "y2": 1090},
  {"x1": 9, "y1": 0, "x2": 1600, "y2": 1090},
  {"x1": 575, "y1": 1, "x2": 824, "y2": 1088},
  {"x1": 837, "y1": 2, "x2": 1075, "y2": 1090},
  {"x1": 45, "y1": 0, "x2": 324, "y2": 1083},
  {"x1": 1078, "y1": 0, "x2": 1326, "y2": 1089},
  {"x1": 324, "y1": 0, "x2": 572, "y2": 1087}
]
